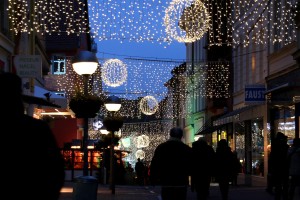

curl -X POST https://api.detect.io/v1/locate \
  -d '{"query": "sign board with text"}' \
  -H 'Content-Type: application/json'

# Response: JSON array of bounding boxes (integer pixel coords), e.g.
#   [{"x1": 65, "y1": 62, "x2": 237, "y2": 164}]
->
[
  {"x1": 245, "y1": 85, "x2": 266, "y2": 104},
  {"x1": 13, "y1": 55, "x2": 42, "y2": 78}
]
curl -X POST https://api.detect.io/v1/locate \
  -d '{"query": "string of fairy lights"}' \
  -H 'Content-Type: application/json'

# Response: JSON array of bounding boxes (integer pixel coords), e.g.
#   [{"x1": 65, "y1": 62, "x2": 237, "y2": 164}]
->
[
  {"x1": 52, "y1": 55, "x2": 229, "y2": 120},
  {"x1": 114, "y1": 121, "x2": 173, "y2": 164},
  {"x1": 8, "y1": 0, "x2": 88, "y2": 35},
  {"x1": 8, "y1": 0, "x2": 298, "y2": 46},
  {"x1": 228, "y1": 0, "x2": 298, "y2": 47},
  {"x1": 8, "y1": 0, "x2": 297, "y2": 166},
  {"x1": 88, "y1": 119, "x2": 174, "y2": 164}
]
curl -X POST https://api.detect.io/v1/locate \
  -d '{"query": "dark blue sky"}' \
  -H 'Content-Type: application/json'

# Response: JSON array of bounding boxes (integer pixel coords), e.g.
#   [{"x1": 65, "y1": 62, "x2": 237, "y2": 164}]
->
[{"x1": 96, "y1": 40, "x2": 186, "y2": 61}]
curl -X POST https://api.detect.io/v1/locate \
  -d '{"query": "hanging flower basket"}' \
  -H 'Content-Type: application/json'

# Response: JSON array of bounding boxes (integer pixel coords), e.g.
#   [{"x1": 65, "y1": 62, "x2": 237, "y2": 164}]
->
[
  {"x1": 69, "y1": 92, "x2": 103, "y2": 118},
  {"x1": 103, "y1": 115, "x2": 124, "y2": 132}
]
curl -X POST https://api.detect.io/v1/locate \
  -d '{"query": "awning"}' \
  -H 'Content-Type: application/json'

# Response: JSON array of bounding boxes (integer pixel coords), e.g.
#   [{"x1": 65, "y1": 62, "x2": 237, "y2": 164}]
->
[
  {"x1": 213, "y1": 105, "x2": 262, "y2": 126},
  {"x1": 34, "y1": 86, "x2": 68, "y2": 108},
  {"x1": 22, "y1": 94, "x2": 61, "y2": 108},
  {"x1": 196, "y1": 119, "x2": 223, "y2": 135},
  {"x1": 264, "y1": 83, "x2": 289, "y2": 94}
]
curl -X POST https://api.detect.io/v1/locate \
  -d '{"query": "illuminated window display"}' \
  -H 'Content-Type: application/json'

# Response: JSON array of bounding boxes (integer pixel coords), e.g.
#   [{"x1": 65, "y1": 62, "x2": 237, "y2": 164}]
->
[{"x1": 251, "y1": 119, "x2": 264, "y2": 176}]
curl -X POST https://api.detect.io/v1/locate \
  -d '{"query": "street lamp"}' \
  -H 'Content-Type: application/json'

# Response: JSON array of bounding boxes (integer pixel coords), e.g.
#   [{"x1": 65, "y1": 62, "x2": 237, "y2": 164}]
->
[
  {"x1": 103, "y1": 95, "x2": 122, "y2": 194},
  {"x1": 104, "y1": 95, "x2": 122, "y2": 111},
  {"x1": 72, "y1": 50, "x2": 98, "y2": 176}
]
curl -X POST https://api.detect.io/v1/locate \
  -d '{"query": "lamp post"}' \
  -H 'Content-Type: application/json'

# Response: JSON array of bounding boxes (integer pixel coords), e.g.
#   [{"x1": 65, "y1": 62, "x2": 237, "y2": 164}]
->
[
  {"x1": 103, "y1": 95, "x2": 122, "y2": 194},
  {"x1": 72, "y1": 50, "x2": 98, "y2": 176}
]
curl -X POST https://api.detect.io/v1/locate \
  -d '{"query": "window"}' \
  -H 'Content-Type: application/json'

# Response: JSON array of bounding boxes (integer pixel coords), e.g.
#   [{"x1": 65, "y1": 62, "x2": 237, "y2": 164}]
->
[{"x1": 52, "y1": 55, "x2": 66, "y2": 75}]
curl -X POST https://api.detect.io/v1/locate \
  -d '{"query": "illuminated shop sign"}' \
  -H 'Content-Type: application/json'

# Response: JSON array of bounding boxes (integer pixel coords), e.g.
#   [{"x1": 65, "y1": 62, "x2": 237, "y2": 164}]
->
[{"x1": 245, "y1": 85, "x2": 266, "y2": 104}]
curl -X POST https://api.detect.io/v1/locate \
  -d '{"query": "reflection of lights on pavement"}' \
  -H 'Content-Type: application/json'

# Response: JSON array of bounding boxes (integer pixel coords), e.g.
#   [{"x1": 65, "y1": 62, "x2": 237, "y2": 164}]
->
[{"x1": 60, "y1": 187, "x2": 73, "y2": 193}]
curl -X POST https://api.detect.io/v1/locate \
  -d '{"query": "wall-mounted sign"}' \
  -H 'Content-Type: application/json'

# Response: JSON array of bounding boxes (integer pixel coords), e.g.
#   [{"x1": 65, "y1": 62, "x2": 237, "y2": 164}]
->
[
  {"x1": 245, "y1": 85, "x2": 266, "y2": 104},
  {"x1": 13, "y1": 55, "x2": 42, "y2": 78}
]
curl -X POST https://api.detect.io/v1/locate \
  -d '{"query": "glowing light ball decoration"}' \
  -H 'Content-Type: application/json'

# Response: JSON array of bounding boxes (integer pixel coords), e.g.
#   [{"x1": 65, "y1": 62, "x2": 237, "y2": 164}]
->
[
  {"x1": 139, "y1": 95, "x2": 159, "y2": 115},
  {"x1": 133, "y1": 135, "x2": 150, "y2": 149},
  {"x1": 164, "y1": 0, "x2": 210, "y2": 43},
  {"x1": 101, "y1": 59, "x2": 127, "y2": 87},
  {"x1": 135, "y1": 149, "x2": 146, "y2": 160}
]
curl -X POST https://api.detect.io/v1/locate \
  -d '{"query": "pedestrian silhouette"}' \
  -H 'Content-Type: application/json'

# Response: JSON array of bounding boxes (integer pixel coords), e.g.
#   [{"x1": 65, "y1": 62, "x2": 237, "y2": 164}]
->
[
  {"x1": 150, "y1": 127, "x2": 192, "y2": 200},
  {"x1": 287, "y1": 138, "x2": 300, "y2": 200},
  {"x1": 0, "y1": 72, "x2": 65, "y2": 200},
  {"x1": 269, "y1": 132, "x2": 289, "y2": 200},
  {"x1": 191, "y1": 138, "x2": 216, "y2": 200},
  {"x1": 231, "y1": 150, "x2": 242, "y2": 186},
  {"x1": 214, "y1": 139, "x2": 236, "y2": 200},
  {"x1": 135, "y1": 158, "x2": 145, "y2": 186}
]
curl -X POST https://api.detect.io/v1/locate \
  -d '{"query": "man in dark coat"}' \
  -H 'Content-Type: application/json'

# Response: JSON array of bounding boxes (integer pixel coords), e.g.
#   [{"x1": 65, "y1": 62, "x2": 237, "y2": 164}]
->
[
  {"x1": 135, "y1": 158, "x2": 145, "y2": 186},
  {"x1": 150, "y1": 127, "x2": 192, "y2": 200},
  {"x1": 191, "y1": 138, "x2": 216, "y2": 200},
  {"x1": 269, "y1": 132, "x2": 289, "y2": 200},
  {"x1": 214, "y1": 139, "x2": 236, "y2": 200},
  {"x1": 0, "y1": 72, "x2": 65, "y2": 200}
]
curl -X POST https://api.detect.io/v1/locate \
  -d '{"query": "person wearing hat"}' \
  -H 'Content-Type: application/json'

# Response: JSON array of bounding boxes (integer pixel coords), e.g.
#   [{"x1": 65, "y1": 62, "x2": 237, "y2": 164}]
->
[{"x1": 0, "y1": 72, "x2": 65, "y2": 200}]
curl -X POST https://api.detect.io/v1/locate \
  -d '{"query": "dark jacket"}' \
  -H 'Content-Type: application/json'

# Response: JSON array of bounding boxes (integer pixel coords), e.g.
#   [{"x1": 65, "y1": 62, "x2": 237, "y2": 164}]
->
[
  {"x1": 150, "y1": 138, "x2": 192, "y2": 186},
  {"x1": 0, "y1": 72, "x2": 64, "y2": 200},
  {"x1": 191, "y1": 140, "x2": 216, "y2": 187},
  {"x1": 2, "y1": 115, "x2": 65, "y2": 200},
  {"x1": 215, "y1": 142, "x2": 236, "y2": 181}
]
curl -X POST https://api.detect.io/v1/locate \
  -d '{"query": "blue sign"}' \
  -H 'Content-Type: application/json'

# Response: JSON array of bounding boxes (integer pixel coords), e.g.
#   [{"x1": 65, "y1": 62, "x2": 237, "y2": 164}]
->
[{"x1": 245, "y1": 85, "x2": 266, "y2": 103}]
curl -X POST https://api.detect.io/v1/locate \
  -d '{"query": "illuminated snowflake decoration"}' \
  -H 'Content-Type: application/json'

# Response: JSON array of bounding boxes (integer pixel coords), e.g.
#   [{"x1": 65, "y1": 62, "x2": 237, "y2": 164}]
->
[
  {"x1": 164, "y1": 0, "x2": 210, "y2": 43},
  {"x1": 139, "y1": 95, "x2": 159, "y2": 115},
  {"x1": 101, "y1": 59, "x2": 127, "y2": 87}
]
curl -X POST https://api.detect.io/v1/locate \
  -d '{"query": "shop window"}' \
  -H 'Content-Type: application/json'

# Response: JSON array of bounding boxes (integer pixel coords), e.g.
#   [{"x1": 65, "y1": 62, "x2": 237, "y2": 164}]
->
[
  {"x1": 274, "y1": 107, "x2": 295, "y2": 141},
  {"x1": 251, "y1": 118, "x2": 264, "y2": 176},
  {"x1": 235, "y1": 122, "x2": 245, "y2": 173}
]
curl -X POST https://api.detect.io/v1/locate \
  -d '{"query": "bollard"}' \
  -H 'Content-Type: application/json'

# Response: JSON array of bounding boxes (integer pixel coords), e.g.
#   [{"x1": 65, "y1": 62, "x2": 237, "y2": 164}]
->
[{"x1": 72, "y1": 176, "x2": 98, "y2": 200}]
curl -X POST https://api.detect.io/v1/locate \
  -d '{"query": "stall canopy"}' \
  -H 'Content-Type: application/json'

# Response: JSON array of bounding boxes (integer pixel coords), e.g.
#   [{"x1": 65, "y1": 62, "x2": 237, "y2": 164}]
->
[
  {"x1": 26, "y1": 86, "x2": 74, "y2": 118},
  {"x1": 33, "y1": 86, "x2": 67, "y2": 108},
  {"x1": 22, "y1": 94, "x2": 61, "y2": 108}
]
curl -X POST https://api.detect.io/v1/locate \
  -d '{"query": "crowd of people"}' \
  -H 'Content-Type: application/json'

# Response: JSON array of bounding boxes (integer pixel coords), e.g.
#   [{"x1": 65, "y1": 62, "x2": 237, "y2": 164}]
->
[
  {"x1": 149, "y1": 127, "x2": 300, "y2": 200},
  {"x1": 2, "y1": 72, "x2": 299, "y2": 200},
  {"x1": 268, "y1": 132, "x2": 300, "y2": 200}
]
